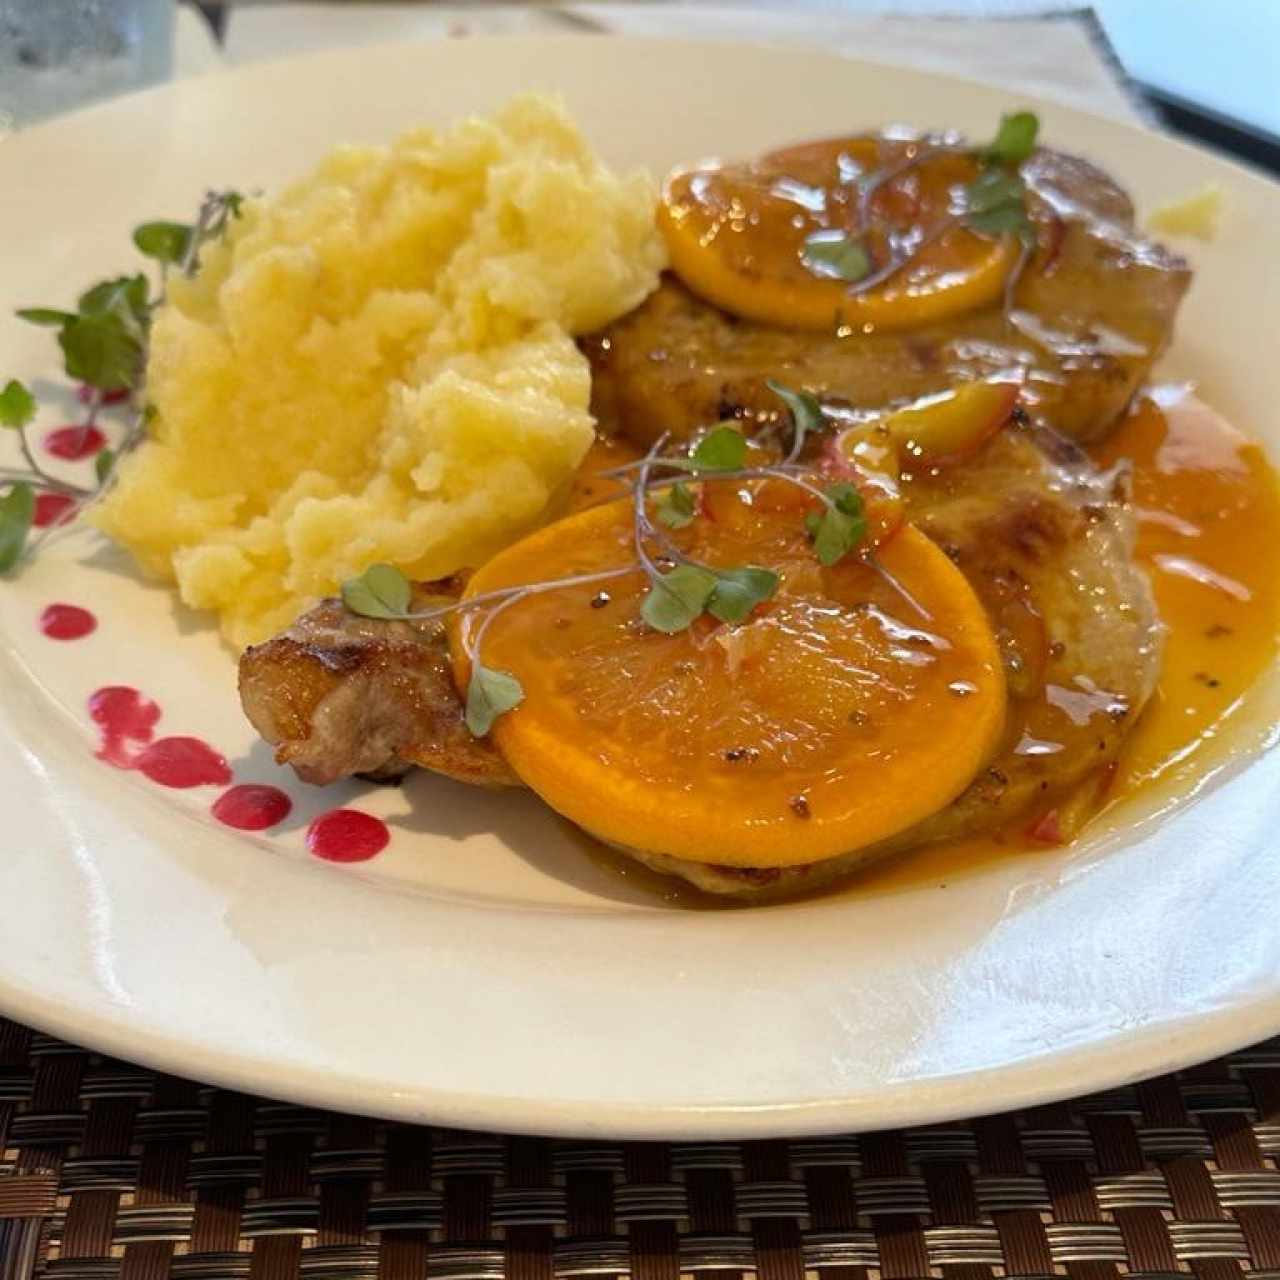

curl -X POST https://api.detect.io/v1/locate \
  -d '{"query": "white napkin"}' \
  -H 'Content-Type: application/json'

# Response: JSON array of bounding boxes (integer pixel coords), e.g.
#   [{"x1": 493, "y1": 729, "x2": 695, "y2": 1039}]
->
[{"x1": 219, "y1": 3, "x2": 1144, "y2": 124}]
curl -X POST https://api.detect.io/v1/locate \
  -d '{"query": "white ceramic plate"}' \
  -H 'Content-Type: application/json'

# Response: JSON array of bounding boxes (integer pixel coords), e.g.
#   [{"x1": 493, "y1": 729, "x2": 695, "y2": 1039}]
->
[{"x1": 3, "y1": 38, "x2": 1280, "y2": 1139}]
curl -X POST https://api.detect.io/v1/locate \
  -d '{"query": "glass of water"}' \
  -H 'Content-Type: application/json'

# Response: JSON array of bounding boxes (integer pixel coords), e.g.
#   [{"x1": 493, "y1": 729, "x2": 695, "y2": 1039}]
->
[{"x1": 0, "y1": 0, "x2": 175, "y2": 130}]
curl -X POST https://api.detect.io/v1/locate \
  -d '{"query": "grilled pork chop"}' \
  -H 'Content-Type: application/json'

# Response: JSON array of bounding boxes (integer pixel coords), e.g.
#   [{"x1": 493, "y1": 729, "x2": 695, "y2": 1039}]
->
[
  {"x1": 240, "y1": 582, "x2": 515, "y2": 788},
  {"x1": 239, "y1": 143, "x2": 1178, "y2": 897},
  {"x1": 582, "y1": 150, "x2": 1189, "y2": 447},
  {"x1": 239, "y1": 420, "x2": 1160, "y2": 898},
  {"x1": 628, "y1": 421, "x2": 1162, "y2": 897}
]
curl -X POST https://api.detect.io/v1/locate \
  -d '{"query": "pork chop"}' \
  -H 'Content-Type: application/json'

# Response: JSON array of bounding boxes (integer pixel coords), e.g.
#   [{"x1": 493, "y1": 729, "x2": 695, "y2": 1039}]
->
[
  {"x1": 628, "y1": 420, "x2": 1163, "y2": 897},
  {"x1": 239, "y1": 420, "x2": 1160, "y2": 898},
  {"x1": 582, "y1": 149, "x2": 1189, "y2": 448},
  {"x1": 239, "y1": 581, "x2": 516, "y2": 788}
]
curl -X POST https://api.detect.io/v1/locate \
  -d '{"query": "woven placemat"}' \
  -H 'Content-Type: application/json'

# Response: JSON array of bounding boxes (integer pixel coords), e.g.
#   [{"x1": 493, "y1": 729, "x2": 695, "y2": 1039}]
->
[{"x1": 4, "y1": 1017, "x2": 1280, "y2": 1280}]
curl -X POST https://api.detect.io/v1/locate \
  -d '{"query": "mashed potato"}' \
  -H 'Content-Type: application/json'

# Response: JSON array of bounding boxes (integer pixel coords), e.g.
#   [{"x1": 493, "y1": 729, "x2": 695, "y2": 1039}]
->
[
  {"x1": 95, "y1": 95, "x2": 665, "y2": 648},
  {"x1": 1147, "y1": 183, "x2": 1222, "y2": 240}
]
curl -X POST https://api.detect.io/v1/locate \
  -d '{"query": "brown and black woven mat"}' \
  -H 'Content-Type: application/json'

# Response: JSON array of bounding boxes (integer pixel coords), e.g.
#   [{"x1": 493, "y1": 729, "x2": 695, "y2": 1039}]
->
[{"x1": 4, "y1": 1016, "x2": 1280, "y2": 1280}]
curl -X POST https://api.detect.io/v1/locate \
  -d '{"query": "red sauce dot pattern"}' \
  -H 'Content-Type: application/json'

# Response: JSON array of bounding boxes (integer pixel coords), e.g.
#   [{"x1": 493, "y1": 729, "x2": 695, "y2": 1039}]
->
[
  {"x1": 212, "y1": 784, "x2": 293, "y2": 831},
  {"x1": 44, "y1": 425, "x2": 106, "y2": 461},
  {"x1": 135, "y1": 736, "x2": 232, "y2": 789},
  {"x1": 33, "y1": 493, "x2": 77, "y2": 528},
  {"x1": 39, "y1": 603, "x2": 96, "y2": 640},
  {"x1": 306, "y1": 809, "x2": 390, "y2": 862}
]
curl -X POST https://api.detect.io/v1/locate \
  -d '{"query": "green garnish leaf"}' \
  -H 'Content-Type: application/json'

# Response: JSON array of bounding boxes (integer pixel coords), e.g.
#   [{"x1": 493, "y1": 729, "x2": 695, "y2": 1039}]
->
[
  {"x1": 465, "y1": 664, "x2": 525, "y2": 737},
  {"x1": 690, "y1": 425, "x2": 747, "y2": 472},
  {"x1": 659, "y1": 426, "x2": 748, "y2": 474},
  {"x1": 963, "y1": 168, "x2": 1034, "y2": 244},
  {"x1": 707, "y1": 566, "x2": 779, "y2": 624},
  {"x1": 23, "y1": 275, "x2": 151, "y2": 393},
  {"x1": 767, "y1": 379, "x2": 824, "y2": 455},
  {"x1": 221, "y1": 191, "x2": 246, "y2": 220},
  {"x1": 341, "y1": 562, "x2": 412, "y2": 620},
  {"x1": 0, "y1": 380, "x2": 36, "y2": 430},
  {"x1": 0, "y1": 483, "x2": 34, "y2": 574},
  {"x1": 16, "y1": 308, "x2": 75, "y2": 327},
  {"x1": 58, "y1": 311, "x2": 143, "y2": 393},
  {"x1": 655, "y1": 480, "x2": 697, "y2": 529},
  {"x1": 640, "y1": 563, "x2": 717, "y2": 633},
  {"x1": 808, "y1": 482, "x2": 868, "y2": 567},
  {"x1": 826, "y1": 481, "x2": 864, "y2": 516},
  {"x1": 133, "y1": 220, "x2": 193, "y2": 265},
  {"x1": 965, "y1": 168, "x2": 1025, "y2": 214},
  {"x1": 982, "y1": 111, "x2": 1039, "y2": 168},
  {"x1": 968, "y1": 203, "x2": 1035, "y2": 242},
  {"x1": 78, "y1": 274, "x2": 149, "y2": 326},
  {"x1": 94, "y1": 448, "x2": 116, "y2": 486},
  {"x1": 800, "y1": 230, "x2": 871, "y2": 282}
]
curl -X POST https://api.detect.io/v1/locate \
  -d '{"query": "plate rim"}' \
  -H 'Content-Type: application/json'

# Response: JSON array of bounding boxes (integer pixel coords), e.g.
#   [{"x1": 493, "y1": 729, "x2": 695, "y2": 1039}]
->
[{"x1": 3, "y1": 33, "x2": 1280, "y2": 1139}]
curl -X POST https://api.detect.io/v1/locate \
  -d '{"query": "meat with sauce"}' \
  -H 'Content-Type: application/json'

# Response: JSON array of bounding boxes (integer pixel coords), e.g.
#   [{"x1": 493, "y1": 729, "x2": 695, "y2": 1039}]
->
[
  {"x1": 582, "y1": 149, "x2": 1189, "y2": 448},
  {"x1": 239, "y1": 419, "x2": 1160, "y2": 899},
  {"x1": 239, "y1": 581, "x2": 515, "y2": 789},
  {"x1": 626, "y1": 420, "x2": 1162, "y2": 897}
]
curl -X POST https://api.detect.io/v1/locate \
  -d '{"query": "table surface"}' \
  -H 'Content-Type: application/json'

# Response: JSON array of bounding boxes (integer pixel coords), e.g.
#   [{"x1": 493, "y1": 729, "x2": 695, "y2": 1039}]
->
[{"x1": 5, "y1": 1015, "x2": 1280, "y2": 1278}]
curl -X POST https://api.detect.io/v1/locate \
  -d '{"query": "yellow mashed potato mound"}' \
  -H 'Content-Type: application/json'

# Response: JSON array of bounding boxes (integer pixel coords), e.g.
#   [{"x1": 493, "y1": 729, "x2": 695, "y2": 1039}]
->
[{"x1": 95, "y1": 94, "x2": 665, "y2": 649}]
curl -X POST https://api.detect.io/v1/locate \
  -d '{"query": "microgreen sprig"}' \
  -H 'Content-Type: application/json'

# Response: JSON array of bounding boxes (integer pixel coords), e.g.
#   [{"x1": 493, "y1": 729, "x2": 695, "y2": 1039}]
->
[
  {"x1": 654, "y1": 479, "x2": 696, "y2": 529},
  {"x1": 341, "y1": 560, "x2": 640, "y2": 736},
  {"x1": 805, "y1": 482, "x2": 868, "y2": 566},
  {"x1": 806, "y1": 111, "x2": 1041, "y2": 312},
  {"x1": 0, "y1": 190, "x2": 245, "y2": 572}
]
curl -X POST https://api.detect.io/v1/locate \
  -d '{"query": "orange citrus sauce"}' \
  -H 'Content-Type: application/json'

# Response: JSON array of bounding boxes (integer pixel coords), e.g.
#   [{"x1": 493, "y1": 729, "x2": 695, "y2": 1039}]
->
[
  {"x1": 566, "y1": 391, "x2": 1280, "y2": 903},
  {"x1": 848, "y1": 387, "x2": 1280, "y2": 899},
  {"x1": 1092, "y1": 387, "x2": 1280, "y2": 799}
]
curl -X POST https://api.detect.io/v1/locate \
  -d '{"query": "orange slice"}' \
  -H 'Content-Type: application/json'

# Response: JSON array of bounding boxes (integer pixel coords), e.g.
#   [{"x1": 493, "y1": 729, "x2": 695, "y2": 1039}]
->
[
  {"x1": 449, "y1": 489, "x2": 1006, "y2": 867},
  {"x1": 828, "y1": 381, "x2": 1020, "y2": 480},
  {"x1": 659, "y1": 135, "x2": 1017, "y2": 333}
]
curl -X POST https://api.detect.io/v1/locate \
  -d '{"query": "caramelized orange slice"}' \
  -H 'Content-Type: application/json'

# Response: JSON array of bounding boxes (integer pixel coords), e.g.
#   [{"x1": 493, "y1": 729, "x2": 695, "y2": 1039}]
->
[
  {"x1": 449, "y1": 492, "x2": 1005, "y2": 867},
  {"x1": 830, "y1": 381, "x2": 1019, "y2": 479},
  {"x1": 659, "y1": 136, "x2": 1016, "y2": 333}
]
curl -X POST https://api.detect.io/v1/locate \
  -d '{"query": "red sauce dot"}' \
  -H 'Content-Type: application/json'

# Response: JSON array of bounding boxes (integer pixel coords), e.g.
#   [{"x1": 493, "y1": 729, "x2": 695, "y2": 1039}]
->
[
  {"x1": 212, "y1": 784, "x2": 293, "y2": 831},
  {"x1": 39, "y1": 603, "x2": 96, "y2": 640},
  {"x1": 88, "y1": 686, "x2": 161, "y2": 768},
  {"x1": 44, "y1": 424, "x2": 106, "y2": 461},
  {"x1": 306, "y1": 809, "x2": 389, "y2": 862},
  {"x1": 135, "y1": 736, "x2": 232, "y2": 789},
  {"x1": 33, "y1": 493, "x2": 77, "y2": 528},
  {"x1": 78, "y1": 384, "x2": 130, "y2": 406}
]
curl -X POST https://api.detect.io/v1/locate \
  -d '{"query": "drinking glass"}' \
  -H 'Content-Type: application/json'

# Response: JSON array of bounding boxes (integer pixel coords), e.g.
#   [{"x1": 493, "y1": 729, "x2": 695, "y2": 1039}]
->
[{"x1": 0, "y1": 0, "x2": 174, "y2": 130}]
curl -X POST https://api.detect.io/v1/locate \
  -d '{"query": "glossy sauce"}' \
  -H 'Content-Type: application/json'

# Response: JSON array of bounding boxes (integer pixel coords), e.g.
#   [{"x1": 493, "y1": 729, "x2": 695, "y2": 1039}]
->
[
  {"x1": 39, "y1": 603, "x2": 96, "y2": 640},
  {"x1": 212, "y1": 784, "x2": 293, "y2": 831},
  {"x1": 852, "y1": 386, "x2": 1280, "y2": 896},
  {"x1": 89, "y1": 685, "x2": 162, "y2": 768},
  {"x1": 1091, "y1": 387, "x2": 1280, "y2": 798},
  {"x1": 306, "y1": 809, "x2": 390, "y2": 862},
  {"x1": 660, "y1": 136, "x2": 1018, "y2": 332},
  {"x1": 134, "y1": 737, "x2": 232, "y2": 789},
  {"x1": 575, "y1": 389, "x2": 1280, "y2": 902},
  {"x1": 567, "y1": 435, "x2": 636, "y2": 512},
  {"x1": 87, "y1": 685, "x2": 232, "y2": 789}
]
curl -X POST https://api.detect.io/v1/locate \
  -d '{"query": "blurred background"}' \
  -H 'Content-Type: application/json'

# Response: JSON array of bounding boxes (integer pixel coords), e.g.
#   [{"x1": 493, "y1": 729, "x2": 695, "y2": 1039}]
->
[{"x1": 1, "y1": 0, "x2": 1277, "y2": 174}]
